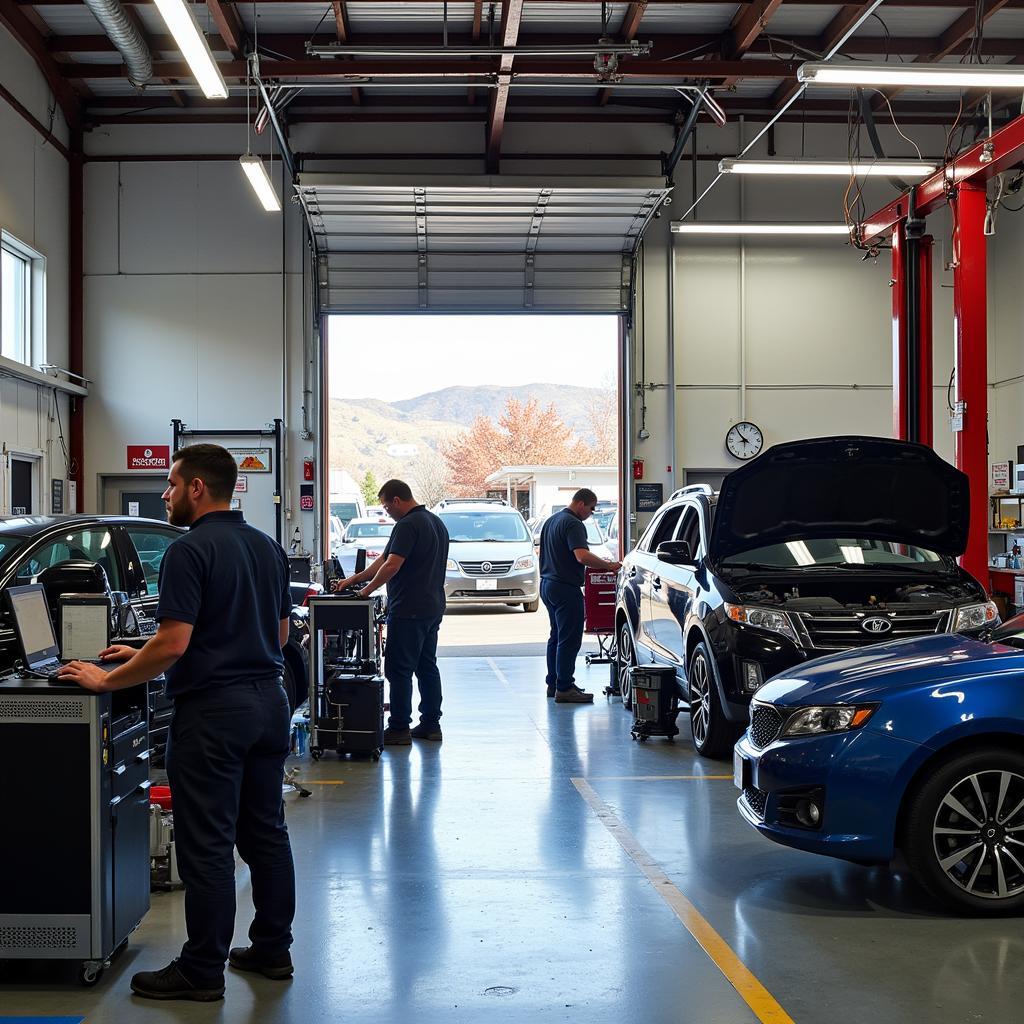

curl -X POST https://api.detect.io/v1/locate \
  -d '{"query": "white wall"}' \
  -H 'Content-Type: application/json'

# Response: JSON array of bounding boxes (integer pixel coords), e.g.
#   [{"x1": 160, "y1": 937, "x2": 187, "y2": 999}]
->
[{"x1": 0, "y1": 24, "x2": 73, "y2": 513}]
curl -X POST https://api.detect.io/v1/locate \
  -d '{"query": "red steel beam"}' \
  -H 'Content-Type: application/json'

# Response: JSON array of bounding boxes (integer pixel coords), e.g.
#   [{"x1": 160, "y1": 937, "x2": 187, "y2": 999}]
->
[
  {"x1": 487, "y1": 0, "x2": 525, "y2": 172},
  {"x1": 206, "y1": 0, "x2": 246, "y2": 57},
  {"x1": 331, "y1": 1, "x2": 362, "y2": 104},
  {"x1": 861, "y1": 112, "x2": 1024, "y2": 242},
  {"x1": 19, "y1": 0, "x2": 1024, "y2": 6},
  {"x1": 951, "y1": 184, "x2": 989, "y2": 584},
  {"x1": 599, "y1": 2, "x2": 647, "y2": 105}
]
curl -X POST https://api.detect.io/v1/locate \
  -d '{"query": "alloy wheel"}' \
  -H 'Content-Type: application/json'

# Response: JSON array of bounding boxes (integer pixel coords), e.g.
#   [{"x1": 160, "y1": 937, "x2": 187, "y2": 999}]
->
[
  {"x1": 618, "y1": 624, "x2": 634, "y2": 706},
  {"x1": 932, "y1": 769, "x2": 1024, "y2": 901},
  {"x1": 689, "y1": 654, "x2": 712, "y2": 749}
]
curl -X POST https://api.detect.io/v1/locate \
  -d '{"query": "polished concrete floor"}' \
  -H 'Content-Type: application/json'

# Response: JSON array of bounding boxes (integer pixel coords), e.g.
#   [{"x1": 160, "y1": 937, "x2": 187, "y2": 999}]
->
[{"x1": 3, "y1": 652, "x2": 1023, "y2": 1023}]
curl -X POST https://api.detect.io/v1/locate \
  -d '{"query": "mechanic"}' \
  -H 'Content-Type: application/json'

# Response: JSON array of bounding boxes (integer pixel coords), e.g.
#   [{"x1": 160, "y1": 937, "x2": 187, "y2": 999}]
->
[
  {"x1": 335, "y1": 479, "x2": 449, "y2": 745},
  {"x1": 539, "y1": 488, "x2": 622, "y2": 703},
  {"x1": 59, "y1": 443, "x2": 296, "y2": 1002}
]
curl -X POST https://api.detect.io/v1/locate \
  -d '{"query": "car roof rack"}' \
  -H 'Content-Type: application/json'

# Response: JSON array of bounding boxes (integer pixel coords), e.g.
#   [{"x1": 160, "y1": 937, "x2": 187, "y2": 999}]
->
[
  {"x1": 434, "y1": 497, "x2": 511, "y2": 508},
  {"x1": 668, "y1": 483, "x2": 715, "y2": 501}
]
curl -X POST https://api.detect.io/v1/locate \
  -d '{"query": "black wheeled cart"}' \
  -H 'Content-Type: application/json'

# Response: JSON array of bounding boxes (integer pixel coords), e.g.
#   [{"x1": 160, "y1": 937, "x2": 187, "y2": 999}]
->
[
  {"x1": 628, "y1": 665, "x2": 680, "y2": 742},
  {"x1": 0, "y1": 675, "x2": 151, "y2": 986},
  {"x1": 308, "y1": 595, "x2": 385, "y2": 761}
]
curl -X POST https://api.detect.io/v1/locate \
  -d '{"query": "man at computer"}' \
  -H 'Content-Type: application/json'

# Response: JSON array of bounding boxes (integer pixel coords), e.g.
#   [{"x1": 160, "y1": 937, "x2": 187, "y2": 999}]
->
[{"x1": 58, "y1": 444, "x2": 296, "y2": 1002}]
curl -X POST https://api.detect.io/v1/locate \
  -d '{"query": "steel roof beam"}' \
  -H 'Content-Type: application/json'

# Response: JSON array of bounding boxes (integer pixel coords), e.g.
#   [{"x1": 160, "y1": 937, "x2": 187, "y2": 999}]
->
[
  {"x1": 599, "y1": 2, "x2": 647, "y2": 105},
  {"x1": 206, "y1": 0, "x2": 245, "y2": 58},
  {"x1": 486, "y1": 0, "x2": 524, "y2": 172}
]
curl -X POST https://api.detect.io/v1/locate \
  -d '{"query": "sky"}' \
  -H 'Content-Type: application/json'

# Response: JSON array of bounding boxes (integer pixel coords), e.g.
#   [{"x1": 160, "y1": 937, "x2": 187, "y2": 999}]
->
[{"x1": 327, "y1": 314, "x2": 618, "y2": 401}]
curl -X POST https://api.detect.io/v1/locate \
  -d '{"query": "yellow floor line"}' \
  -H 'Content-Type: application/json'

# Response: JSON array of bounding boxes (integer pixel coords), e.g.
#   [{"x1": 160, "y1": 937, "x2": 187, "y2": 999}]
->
[{"x1": 572, "y1": 776, "x2": 795, "y2": 1024}]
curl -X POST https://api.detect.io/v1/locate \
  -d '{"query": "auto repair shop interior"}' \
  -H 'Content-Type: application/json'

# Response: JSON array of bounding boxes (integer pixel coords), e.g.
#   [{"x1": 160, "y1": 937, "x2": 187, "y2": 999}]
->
[{"x1": 3, "y1": 0, "x2": 1024, "y2": 1021}]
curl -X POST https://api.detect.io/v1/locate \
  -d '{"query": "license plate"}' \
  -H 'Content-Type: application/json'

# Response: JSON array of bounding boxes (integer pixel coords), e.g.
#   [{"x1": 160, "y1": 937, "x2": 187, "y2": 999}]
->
[
  {"x1": 733, "y1": 748, "x2": 750, "y2": 791},
  {"x1": 477, "y1": 578, "x2": 498, "y2": 591}
]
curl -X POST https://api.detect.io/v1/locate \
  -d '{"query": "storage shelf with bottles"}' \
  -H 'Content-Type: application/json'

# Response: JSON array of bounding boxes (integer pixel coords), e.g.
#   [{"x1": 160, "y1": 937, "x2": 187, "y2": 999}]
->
[{"x1": 990, "y1": 494, "x2": 1023, "y2": 576}]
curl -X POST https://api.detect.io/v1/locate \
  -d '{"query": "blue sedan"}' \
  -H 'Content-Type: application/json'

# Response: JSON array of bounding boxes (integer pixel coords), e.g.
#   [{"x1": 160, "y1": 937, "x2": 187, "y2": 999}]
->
[{"x1": 734, "y1": 614, "x2": 1024, "y2": 913}]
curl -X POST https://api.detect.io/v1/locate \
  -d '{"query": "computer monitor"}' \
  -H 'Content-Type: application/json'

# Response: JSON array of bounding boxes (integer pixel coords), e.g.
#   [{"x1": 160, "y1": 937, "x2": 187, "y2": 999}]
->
[{"x1": 6, "y1": 584, "x2": 60, "y2": 670}]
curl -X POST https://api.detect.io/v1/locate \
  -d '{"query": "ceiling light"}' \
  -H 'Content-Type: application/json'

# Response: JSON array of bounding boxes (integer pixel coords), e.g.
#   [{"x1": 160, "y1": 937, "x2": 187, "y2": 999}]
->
[
  {"x1": 239, "y1": 156, "x2": 281, "y2": 212},
  {"x1": 671, "y1": 222, "x2": 850, "y2": 236},
  {"x1": 152, "y1": 0, "x2": 228, "y2": 99},
  {"x1": 799, "y1": 61, "x2": 1024, "y2": 89},
  {"x1": 719, "y1": 158, "x2": 938, "y2": 177}
]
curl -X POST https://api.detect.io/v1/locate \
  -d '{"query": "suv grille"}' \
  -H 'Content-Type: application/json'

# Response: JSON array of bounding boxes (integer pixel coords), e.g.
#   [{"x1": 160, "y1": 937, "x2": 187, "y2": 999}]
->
[
  {"x1": 797, "y1": 609, "x2": 950, "y2": 650},
  {"x1": 749, "y1": 704, "x2": 783, "y2": 749},
  {"x1": 742, "y1": 786, "x2": 768, "y2": 821},
  {"x1": 459, "y1": 560, "x2": 513, "y2": 577}
]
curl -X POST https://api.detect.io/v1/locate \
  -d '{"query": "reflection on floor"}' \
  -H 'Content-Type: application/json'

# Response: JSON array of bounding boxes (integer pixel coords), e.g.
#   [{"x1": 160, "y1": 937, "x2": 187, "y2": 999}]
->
[{"x1": 1, "y1": 655, "x2": 1020, "y2": 1024}]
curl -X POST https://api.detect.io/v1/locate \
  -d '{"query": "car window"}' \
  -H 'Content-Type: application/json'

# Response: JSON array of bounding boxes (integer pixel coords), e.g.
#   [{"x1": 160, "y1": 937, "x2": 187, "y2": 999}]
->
[
  {"x1": 125, "y1": 527, "x2": 179, "y2": 597},
  {"x1": 345, "y1": 523, "x2": 394, "y2": 540},
  {"x1": 585, "y1": 518, "x2": 604, "y2": 545},
  {"x1": 678, "y1": 507, "x2": 701, "y2": 557},
  {"x1": 640, "y1": 506, "x2": 683, "y2": 553},
  {"x1": 439, "y1": 512, "x2": 531, "y2": 543},
  {"x1": 14, "y1": 526, "x2": 122, "y2": 590}
]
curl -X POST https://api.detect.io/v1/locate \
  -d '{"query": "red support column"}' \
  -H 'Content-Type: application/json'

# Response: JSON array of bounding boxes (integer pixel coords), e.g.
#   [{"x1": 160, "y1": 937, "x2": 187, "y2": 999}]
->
[
  {"x1": 916, "y1": 236, "x2": 934, "y2": 447},
  {"x1": 891, "y1": 222, "x2": 909, "y2": 439},
  {"x1": 950, "y1": 183, "x2": 989, "y2": 584}
]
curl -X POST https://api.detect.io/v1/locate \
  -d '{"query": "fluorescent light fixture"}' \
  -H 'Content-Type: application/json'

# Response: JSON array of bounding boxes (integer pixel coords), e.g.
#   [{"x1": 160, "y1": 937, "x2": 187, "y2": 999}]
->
[
  {"x1": 671, "y1": 222, "x2": 850, "y2": 236},
  {"x1": 719, "y1": 158, "x2": 938, "y2": 178},
  {"x1": 152, "y1": 0, "x2": 228, "y2": 99},
  {"x1": 239, "y1": 156, "x2": 281, "y2": 212},
  {"x1": 799, "y1": 61, "x2": 1024, "y2": 90}
]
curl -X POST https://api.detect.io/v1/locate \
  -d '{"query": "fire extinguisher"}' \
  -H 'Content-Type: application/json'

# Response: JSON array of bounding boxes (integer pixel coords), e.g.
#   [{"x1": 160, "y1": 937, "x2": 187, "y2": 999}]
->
[
  {"x1": 302, "y1": 458, "x2": 315, "y2": 482},
  {"x1": 632, "y1": 458, "x2": 644, "y2": 481}
]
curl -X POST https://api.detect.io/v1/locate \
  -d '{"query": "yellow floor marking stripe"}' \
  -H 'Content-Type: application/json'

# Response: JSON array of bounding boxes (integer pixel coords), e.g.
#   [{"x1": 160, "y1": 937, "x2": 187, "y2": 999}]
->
[{"x1": 572, "y1": 777, "x2": 795, "y2": 1024}]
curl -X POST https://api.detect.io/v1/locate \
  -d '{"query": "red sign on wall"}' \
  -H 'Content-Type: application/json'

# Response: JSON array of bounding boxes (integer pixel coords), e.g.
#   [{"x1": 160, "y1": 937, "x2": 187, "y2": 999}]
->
[{"x1": 127, "y1": 445, "x2": 170, "y2": 470}]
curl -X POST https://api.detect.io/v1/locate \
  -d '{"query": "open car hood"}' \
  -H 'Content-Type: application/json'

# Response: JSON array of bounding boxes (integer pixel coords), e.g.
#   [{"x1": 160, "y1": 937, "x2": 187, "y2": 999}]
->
[{"x1": 710, "y1": 436, "x2": 969, "y2": 560}]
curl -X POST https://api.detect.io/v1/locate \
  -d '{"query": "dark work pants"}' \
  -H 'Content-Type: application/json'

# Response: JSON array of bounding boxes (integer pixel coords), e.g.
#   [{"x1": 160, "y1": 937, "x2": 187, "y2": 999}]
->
[
  {"x1": 166, "y1": 678, "x2": 296, "y2": 986},
  {"x1": 541, "y1": 578, "x2": 585, "y2": 691},
  {"x1": 385, "y1": 615, "x2": 443, "y2": 729}
]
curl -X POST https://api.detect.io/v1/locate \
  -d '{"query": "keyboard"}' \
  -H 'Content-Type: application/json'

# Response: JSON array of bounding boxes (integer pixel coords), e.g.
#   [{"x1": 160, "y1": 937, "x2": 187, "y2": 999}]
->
[{"x1": 29, "y1": 661, "x2": 62, "y2": 678}]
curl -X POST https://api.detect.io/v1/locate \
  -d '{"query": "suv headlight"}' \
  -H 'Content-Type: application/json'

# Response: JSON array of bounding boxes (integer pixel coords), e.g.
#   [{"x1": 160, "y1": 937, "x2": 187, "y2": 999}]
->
[
  {"x1": 445, "y1": 558, "x2": 459, "y2": 572},
  {"x1": 953, "y1": 601, "x2": 999, "y2": 632},
  {"x1": 725, "y1": 604, "x2": 798, "y2": 644},
  {"x1": 782, "y1": 704, "x2": 879, "y2": 737},
  {"x1": 513, "y1": 555, "x2": 535, "y2": 571}
]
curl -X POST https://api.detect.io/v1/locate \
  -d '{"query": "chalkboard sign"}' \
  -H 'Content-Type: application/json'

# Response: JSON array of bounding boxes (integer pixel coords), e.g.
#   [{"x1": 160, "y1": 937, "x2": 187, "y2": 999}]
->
[{"x1": 635, "y1": 483, "x2": 664, "y2": 512}]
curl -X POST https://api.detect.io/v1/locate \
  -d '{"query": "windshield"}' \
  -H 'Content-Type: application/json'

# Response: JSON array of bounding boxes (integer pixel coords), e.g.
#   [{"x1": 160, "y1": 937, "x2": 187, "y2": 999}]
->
[
  {"x1": 0, "y1": 536, "x2": 25, "y2": 566},
  {"x1": 721, "y1": 538, "x2": 950, "y2": 570},
  {"x1": 440, "y1": 512, "x2": 531, "y2": 543},
  {"x1": 345, "y1": 522, "x2": 393, "y2": 540},
  {"x1": 992, "y1": 615, "x2": 1024, "y2": 650},
  {"x1": 585, "y1": 518, "x2": 605, "y2": 545}
]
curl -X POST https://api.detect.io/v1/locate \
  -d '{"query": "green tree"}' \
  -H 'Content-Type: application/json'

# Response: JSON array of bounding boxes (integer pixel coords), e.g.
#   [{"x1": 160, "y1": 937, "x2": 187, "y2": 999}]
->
[{"x1": 360, "y1": 469, "x2": 379, "y2": 505}]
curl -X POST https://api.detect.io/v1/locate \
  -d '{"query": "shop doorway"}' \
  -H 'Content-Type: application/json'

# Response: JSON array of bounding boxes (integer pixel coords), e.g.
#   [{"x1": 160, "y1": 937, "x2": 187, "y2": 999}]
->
[{"x1": 100, "y1": 475, "x2": 167, "y2": 519}]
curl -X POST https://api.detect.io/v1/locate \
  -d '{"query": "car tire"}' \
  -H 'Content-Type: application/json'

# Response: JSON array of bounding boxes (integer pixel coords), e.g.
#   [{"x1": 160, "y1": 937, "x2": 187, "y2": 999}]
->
[
  {"x1": 617, "y1": 621, "x2": 635, "y2": 710},
  {"x1": 687, "y1": 642, "x2": 733, "y2": 760},
  {"x1": 524, "y1": 599, "x2": 540, "y2": 613},
  {"x1": 904, "y1": 747, "x2": 1024, "y2": 914}
]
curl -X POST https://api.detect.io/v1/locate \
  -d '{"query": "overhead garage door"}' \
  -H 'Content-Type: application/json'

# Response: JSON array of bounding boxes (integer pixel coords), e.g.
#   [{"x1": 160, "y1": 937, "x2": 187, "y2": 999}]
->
[{"x1": 295, "y1": 175, "x2": 672, "y2": 313}]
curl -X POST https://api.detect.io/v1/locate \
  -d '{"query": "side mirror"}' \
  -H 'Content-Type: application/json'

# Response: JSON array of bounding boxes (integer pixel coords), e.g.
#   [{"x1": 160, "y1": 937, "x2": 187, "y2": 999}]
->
[{"x1": 656, "y1": 540, "x2": 697, "y2": 567}]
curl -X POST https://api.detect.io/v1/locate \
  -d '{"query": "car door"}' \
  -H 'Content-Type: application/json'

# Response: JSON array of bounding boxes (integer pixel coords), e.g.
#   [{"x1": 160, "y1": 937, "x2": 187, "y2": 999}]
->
[
  {"x1": 632, "y1": 505, "x2": 684, "y2": 654},
  {"x1": 647, "y1": 505, "x2": 701, "y2": 661},
  {"x1": 119, "y1": 523, "x2": 182, "y2": 619}
]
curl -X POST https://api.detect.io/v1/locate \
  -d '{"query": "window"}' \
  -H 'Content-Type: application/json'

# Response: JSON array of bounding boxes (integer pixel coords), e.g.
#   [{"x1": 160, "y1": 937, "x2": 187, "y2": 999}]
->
[
  {"x1": 640, "y1": 506, "x2": 683, "y2": 553},
  {"x1": 15, "y1": 527, "x2": 121, "y2": 590},
  {"x1": 438, "y1": 512, "x2": 531, "y2": 543},
  {"x1": 1, "y1": 232, "x2": 44, "y2": 366},
  {"x1": 126, "y1": 527, "x2": 178, "y2": 597},
  {"x1": 677, "y1": 507, "x2": 701, "y2": 559}
]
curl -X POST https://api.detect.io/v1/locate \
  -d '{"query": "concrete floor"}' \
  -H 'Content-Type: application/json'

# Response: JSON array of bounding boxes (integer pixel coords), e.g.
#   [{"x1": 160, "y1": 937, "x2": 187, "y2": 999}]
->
[{"x1": 3, "y1": 641, "x2": 1022, "y2": 1023}]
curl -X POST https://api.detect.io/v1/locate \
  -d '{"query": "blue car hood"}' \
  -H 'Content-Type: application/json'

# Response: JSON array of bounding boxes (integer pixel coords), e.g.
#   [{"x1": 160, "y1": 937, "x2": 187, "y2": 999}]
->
[{"x1": 757, "y1": 634, "x2": 1024, "y2": 706}]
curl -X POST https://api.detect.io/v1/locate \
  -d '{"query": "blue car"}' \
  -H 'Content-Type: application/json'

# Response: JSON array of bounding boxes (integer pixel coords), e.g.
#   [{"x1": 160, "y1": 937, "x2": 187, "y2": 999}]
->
[{"x1": 734, "y1": 614, "x2": 1024, "y2": 914}]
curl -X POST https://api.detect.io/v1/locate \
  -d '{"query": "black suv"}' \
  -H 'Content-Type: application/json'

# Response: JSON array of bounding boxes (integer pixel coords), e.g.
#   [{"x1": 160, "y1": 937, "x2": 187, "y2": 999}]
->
[
  {"x1": 0, "y1": 515, "x2": 309, "y2": 761},
  {"x1": 615, "y1": 437, "x2": 996, "y2": 758}
]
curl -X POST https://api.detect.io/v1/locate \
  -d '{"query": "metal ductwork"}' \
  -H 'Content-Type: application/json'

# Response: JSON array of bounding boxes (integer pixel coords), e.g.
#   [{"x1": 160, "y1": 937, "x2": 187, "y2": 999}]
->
[{"x1": 82, "y1": 0, "x2": 153, "y2": 88}]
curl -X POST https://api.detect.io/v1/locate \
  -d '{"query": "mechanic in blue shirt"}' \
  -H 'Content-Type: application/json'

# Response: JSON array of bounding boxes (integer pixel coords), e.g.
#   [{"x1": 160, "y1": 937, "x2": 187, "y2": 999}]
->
[
  {"x1": 60, "y1": 444, "x2": 296, "y2": 1001},
  {"x1": 539, "y1": 488, "x2": 622, "y2": 703},
  {"x1": 338, "y1": 479, "x2": 449, "y2": 745}
]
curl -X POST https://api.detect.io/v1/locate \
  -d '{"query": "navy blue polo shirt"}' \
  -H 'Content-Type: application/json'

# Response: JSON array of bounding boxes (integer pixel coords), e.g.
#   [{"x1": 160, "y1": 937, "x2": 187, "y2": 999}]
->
[
  {"x1": 156, "y1": 510, "x2": 291, "y2": 698},
  {"x1": 382, "y1": 505, "x2": 449, "y2": 619},
  {"x1": 540, "y1": 508, "x2": 589, "y2": 587}
]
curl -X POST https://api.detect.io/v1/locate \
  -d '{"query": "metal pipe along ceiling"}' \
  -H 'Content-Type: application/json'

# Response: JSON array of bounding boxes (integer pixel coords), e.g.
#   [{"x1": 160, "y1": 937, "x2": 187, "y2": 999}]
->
[{"x1": 81, "y1": 0, "x2": 152, "y2": 88}]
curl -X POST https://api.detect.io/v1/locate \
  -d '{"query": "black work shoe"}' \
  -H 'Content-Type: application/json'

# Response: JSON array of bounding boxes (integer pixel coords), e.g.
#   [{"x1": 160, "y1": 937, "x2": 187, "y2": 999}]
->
[
  {"x1": 229, "y1": 946, "x2": 294, "y2": 980},
  {"x1": 555, "y1": 688, "x2": 594, "y2": 704},
  {"x1": 130, "y1": 960, "x2": 224, "y2": 1001},
  {"x1": 548, "y1": 684, "x2": 584, "y2": 699},
  {"x1": 383, "y1": 726, "x2": 412, "y2": 745},
  {"x1": 410, "y1": 722, "x2": 443, "y2": 741}
]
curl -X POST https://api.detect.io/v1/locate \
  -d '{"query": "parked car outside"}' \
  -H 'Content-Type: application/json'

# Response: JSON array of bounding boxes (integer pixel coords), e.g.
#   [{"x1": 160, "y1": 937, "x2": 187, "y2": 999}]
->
[
  {"x1": 593, "y1": 505, "x2": 617, "y2": 535},
  {"x1": 336, "y1": 515, "x2": 394, "y2": 576},
  {"x1": 734, "y1": 613, "x2": 1024, "y2": 914},
  {"x1": 328, "y1": 515, "x2": 344, "y2": 556},
  {"x1": 530, "y1": 512, "x2": 606, "y2": 555},
  {"x1": 615, "y1": 436, "x2": 997, "y2": 758},
  {"x1": 434, "y1": 498, "x2": 539, "y2": 612}
]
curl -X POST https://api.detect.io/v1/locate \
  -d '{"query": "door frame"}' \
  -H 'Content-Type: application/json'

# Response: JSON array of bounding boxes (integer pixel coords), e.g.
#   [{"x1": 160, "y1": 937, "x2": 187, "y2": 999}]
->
[
  {"x1": 97, "y1": 472, "x2": 167, "y2": 516},
  {"x1": 5, "y1": 449, "x2": 42, "y2": 515}
]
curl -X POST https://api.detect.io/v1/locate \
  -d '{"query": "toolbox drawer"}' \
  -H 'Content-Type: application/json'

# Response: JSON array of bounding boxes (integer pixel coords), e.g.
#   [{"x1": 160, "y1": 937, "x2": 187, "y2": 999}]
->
[
  {"x1": 111, "y1": 755, "x2": 149, "y2": 801},
  {"x1": 111, "y1": 719, "x2": 149, "y2": 768}
]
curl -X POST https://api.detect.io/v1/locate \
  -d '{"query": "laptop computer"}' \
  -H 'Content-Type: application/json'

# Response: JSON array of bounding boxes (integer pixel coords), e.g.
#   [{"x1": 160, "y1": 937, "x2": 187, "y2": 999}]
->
[{"x1": 6, "y1": 584, "x2": 116, "y2": 679}]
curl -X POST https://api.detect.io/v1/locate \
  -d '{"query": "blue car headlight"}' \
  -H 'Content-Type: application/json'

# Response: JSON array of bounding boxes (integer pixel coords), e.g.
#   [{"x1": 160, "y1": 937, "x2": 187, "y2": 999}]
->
[
  {"x1": 725, "y1": 603, "x2": 798, "y2": 644},
  {"x1": 952, "y1": 601, "x2": 999, "y2": 631},
  {"x1": 781, "y1": 703, "x2": 879, "y2": 737}
]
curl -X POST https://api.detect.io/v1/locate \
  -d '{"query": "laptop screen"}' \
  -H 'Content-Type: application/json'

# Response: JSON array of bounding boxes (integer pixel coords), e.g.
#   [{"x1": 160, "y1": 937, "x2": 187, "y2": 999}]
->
[{"x1": 7, "y1": 584, "x2": 59, "y2": 668}]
